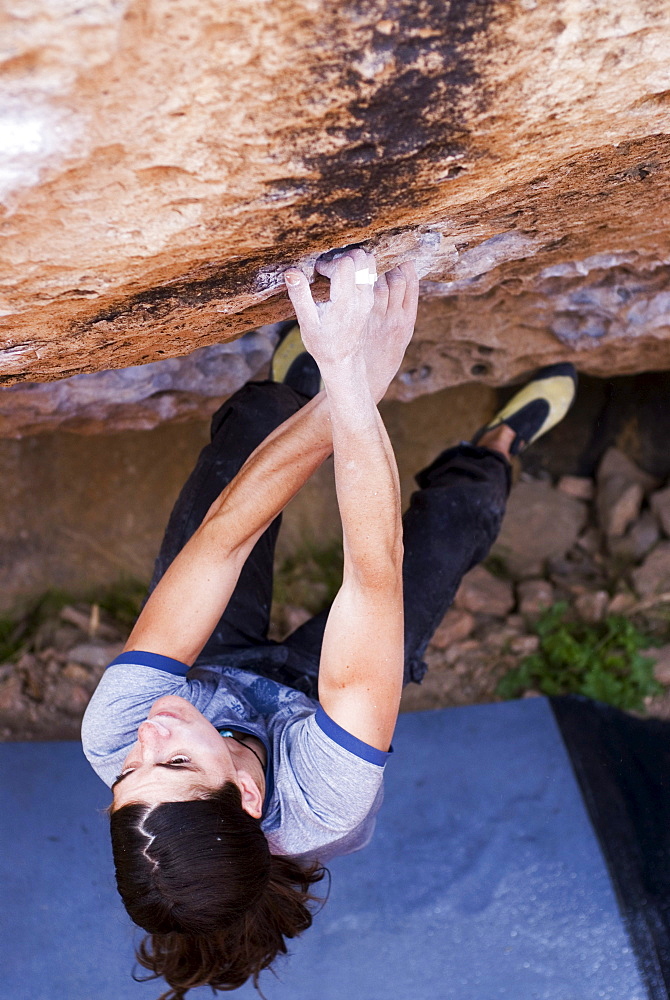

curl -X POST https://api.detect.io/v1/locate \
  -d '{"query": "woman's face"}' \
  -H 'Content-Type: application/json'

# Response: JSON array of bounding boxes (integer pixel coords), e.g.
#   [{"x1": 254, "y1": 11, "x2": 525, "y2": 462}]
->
[{"x1": 111, "y1": 695, "x2": 264, "y2": 817}]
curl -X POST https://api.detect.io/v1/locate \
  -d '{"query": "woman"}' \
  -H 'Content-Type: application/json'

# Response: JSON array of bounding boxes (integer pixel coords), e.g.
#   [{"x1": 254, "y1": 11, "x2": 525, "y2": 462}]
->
[{"x1": 81, "y1": 248, "x2": 576, "y2": 998}]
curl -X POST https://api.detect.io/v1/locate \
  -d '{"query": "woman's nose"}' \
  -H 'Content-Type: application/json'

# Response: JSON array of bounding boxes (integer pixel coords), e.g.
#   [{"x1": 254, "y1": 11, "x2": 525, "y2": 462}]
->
[{"x1": 138, "y1": 718, "x2": 170, "y2": 746}]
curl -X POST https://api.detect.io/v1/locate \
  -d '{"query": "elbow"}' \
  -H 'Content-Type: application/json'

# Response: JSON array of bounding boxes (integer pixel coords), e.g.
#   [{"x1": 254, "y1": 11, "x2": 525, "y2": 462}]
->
[
  {"x1": 349, "y1": 541, "x2": 403, "y2": 593},
  {"x1": 196, "y1": 514, "x2": 250, "y2": 571}
]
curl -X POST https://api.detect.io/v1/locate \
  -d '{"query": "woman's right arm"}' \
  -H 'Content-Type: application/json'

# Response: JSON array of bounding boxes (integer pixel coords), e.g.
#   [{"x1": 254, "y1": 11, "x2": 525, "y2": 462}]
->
[{"x1": 285, "y1": 252, "x2": 418, "y2": 753}]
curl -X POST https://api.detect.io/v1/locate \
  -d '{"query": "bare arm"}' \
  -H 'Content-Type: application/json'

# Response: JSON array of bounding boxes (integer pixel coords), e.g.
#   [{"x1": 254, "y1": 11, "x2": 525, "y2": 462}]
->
[
  {"x1": 286, "y1": 251, "x2": 419, "y2": 751},
  {"x1": 124, "y1": 391, "x2": 333, "y2": 664},
  {"x1": 124, "y1": 253, "x2": 417, "y2": 668}
]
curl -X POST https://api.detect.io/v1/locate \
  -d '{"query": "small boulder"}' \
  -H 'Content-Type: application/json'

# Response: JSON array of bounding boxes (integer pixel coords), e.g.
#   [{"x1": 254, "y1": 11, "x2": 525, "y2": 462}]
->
[
  {"x1": 608, "y1": 592, "x2": 637, "y2": 615},
  {"x1": 510, "y1": 635, "x2": 540, "y2": 656},
  {"x1": 631, "y1": 542, "x2": 670, "y2": 598},
  {"x1": 492, "y1": 481, "x2": 588, "y2": 578},
  {"x1": 454, "y1": 566, "x2": 515, "y2": 617},
  {"x1": 557, "y1": 475, "x2": 595, "y2": 501},
  {"x1": 574, "y1": 590, "x2": 609, "y2": 624},
  {"x1": 596, "y1": 448, "x2": 658, "y2": 539},
  {"x1": 517, "y1": 579, "x2": 555, "y2": 617},
  {"x1": 597, "y1": 478, "x2": 644, "y2": 538},
  {"x1": 430, "y1": 609, "x2": 476, "y2": 649},
  {"x1": 608, "y1": 510, "x2": 660, "y2": 562}
]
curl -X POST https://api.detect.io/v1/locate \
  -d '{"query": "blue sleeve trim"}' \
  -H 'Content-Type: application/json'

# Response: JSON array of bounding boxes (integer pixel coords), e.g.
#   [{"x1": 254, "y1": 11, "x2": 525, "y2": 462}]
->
[
  {"x1": 107, "y1": 651, "x2": 190, "y2": 676},
  {"x1": 314, "y1": 707, "x2": 392, "y2": 766}
]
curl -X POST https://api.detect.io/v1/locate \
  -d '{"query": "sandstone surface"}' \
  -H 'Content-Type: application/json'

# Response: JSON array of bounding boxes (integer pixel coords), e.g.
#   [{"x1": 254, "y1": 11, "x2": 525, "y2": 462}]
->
[{"x1": 1, "y1": 0, "x2": 670, "y2": 431}]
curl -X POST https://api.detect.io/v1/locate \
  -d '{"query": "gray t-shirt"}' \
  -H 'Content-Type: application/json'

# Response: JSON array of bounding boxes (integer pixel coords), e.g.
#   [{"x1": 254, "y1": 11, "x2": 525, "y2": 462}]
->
[{"x1": 81, "y1": 651, "x2": 390, "y2": 862}]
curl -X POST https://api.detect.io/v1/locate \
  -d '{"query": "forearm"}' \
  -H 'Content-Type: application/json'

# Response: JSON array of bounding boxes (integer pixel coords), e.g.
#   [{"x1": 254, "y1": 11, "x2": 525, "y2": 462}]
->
[
  {"x1": 124, "y1": 389, "x2": 334, "y2": 662},
  {"x1": 323, "y1": 357, "x2": 402, "y2": 582},
  {"x1": 201, "y1": 389, "x2": 333, "y2": 555}
]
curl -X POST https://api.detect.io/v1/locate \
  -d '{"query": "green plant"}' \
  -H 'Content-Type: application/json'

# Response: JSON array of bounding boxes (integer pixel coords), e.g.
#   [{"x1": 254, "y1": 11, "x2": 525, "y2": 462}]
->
[{"x1": 496, "y1": 602, "x2": 662, "y2": 712}]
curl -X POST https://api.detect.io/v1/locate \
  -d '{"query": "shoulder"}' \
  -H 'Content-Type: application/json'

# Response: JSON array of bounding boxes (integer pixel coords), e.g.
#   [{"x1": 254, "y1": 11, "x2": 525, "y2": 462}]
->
[{"x1": 262, "y1": 707, "x2": 390, "y2": 857}]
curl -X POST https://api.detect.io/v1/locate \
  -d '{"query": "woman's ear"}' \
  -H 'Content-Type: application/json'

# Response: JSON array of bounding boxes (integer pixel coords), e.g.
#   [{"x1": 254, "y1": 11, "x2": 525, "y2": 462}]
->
[{"x1": 236, "y1": 771, "x2": 264, "y2": 819}]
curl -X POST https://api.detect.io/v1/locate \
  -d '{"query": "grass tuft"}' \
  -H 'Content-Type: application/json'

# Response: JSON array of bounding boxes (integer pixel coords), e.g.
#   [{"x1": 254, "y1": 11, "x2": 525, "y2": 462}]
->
[{"x1": 496, "y1": 602, "x2": 662, "y2": 712}]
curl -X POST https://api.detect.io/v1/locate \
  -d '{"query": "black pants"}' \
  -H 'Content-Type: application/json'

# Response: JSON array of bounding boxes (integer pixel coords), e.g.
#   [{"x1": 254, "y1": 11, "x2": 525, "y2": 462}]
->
[{"x1": 147, "y1": 382, "x2": 511, "y2": 699}]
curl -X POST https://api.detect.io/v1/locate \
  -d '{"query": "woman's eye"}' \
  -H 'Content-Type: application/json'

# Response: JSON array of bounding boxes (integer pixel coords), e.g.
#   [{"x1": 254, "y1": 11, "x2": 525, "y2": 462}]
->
[{"x1": 169, "y1": 755, "x2": 190, "y2": 765}]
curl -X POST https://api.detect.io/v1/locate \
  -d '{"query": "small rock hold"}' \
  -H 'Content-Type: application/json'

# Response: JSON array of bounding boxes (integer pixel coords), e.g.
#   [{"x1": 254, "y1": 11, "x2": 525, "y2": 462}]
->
[
  {"x1": 558, "y1": 475, "x2": 595, "y2": 501},
  {"x1": 574, "y1": 590, "x2": 610, "y2": 624},
  {"x1": 430, "y1": 609, "x2": 475, "y2": 649},
  {"x1": 454, "y1": 566, "x2": 515, "y2": 617},
  {"x1": 517, "y1": 579, "x2": 555, "y2": 617}
]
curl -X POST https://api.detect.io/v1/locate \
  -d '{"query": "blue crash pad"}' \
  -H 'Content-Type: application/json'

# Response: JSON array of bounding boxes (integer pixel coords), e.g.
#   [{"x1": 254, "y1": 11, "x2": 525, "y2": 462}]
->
[{"x1": 0, "y1": 698, "x2": 646, "y2": 1000}]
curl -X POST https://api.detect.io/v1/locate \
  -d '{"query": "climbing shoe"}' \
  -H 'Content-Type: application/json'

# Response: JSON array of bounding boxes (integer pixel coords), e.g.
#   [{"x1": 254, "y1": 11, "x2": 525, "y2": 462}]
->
[
  {"x1": 270, "y1": 322, "x2": 323, "y2": 399},
  {"x1": 472, "y1": 362, "x2": 578, "y2": 455}
]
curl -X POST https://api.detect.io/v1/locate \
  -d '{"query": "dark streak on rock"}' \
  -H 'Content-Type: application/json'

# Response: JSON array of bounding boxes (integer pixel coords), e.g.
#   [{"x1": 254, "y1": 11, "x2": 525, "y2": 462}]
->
[{"x1": 296, "y1": 0, "x2": 497, "y2": 229}]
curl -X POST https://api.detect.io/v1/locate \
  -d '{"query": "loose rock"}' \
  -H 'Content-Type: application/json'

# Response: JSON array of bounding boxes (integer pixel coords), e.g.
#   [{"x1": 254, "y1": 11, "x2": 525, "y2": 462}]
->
[
  {"x1": 517, "y1": 579, "x2": 555, "y2": 618},
  {"x1": 557, "y1": 476, "x2": 595, "y2": 501},
  {"x1": 430, "y1": 609, "x2": 476, "y2": 650},
  {"x1": 608, "y1": 510, "x2": 660, "y2": 562},
  {"x1": 454, "y1": 566, "x2": 515, "y2": 617},
  {"x1": 597, "y1": 477, "x2": 644, "y2": 539},
  {"x1": 510, "y1": 635, "x2": 540, "y2": 656},
  {"x1": 574, "y1": 590, "x2": 610, "y2": 624},
  {"x1": 608, "y1": 592, "x2": 637, "y2": 615},
  {"x1": 631, "y1": 542, "x2": 670, "y2": 598},
  {"x1": 492, "y1": 481, "x2": 588, "y2": 578}
]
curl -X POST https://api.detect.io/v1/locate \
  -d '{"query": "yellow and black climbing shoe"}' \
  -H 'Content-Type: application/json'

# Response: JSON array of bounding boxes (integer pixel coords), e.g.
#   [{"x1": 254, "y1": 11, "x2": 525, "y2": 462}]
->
[
  {"x1": 270, "y1": 323, "x2": 323, "y2": 399},
  {"x1": 472, "y1": 362, "x2": 577, "y2": 455}
]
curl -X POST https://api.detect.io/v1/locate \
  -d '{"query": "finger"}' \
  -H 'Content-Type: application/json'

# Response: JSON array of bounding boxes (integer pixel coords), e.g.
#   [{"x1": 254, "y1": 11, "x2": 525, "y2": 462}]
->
[
  {"x1": 385, "y1": 265, "x2": 407, "y2": 312},
  {"x1": 399, "y1": 260, "x2": 419, "y2": 315},
  {"x1": 284, "y1": 270, "x2": 319, "y2": 328},
  {"x1": 372, "y1": 270, "x2": 389, "y2": 313},
  {"x1": 329, "y1": 254, "x2": 357, "y2": 300}
]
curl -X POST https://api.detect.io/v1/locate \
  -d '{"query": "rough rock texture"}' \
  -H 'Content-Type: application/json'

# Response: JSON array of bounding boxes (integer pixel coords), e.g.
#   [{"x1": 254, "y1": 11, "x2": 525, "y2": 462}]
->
[
  {"x1": 0, "y1": 328, "x2": 274, "y2": 435},
  {"x1": 491, "y1": 479, "x2": 589, "y2": 577},
  {"x1": 2, "y1": 0, "x2": 670, "y2": 429}
]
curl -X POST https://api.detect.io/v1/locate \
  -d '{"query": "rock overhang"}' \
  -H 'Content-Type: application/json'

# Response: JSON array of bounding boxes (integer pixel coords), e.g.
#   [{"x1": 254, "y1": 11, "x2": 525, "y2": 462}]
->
[{"x1": 1, "y1": 0, "x2": 670, "y2": 431}]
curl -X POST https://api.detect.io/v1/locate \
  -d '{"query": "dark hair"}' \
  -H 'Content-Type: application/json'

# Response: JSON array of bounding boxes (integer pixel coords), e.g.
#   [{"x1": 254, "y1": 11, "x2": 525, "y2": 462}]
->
[{"x1": 110, "y1": 781, "x2": 326, "y2": 999}]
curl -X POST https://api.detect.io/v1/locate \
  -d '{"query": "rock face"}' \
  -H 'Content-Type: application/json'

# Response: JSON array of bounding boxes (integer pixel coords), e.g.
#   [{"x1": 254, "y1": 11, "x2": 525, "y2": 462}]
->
[
  {"x1": 0, "y1": 328, "x2": 275, "y2": 435},
  {"x1": 1, "y1": 1, "x2": 670, "y2": 428}
]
